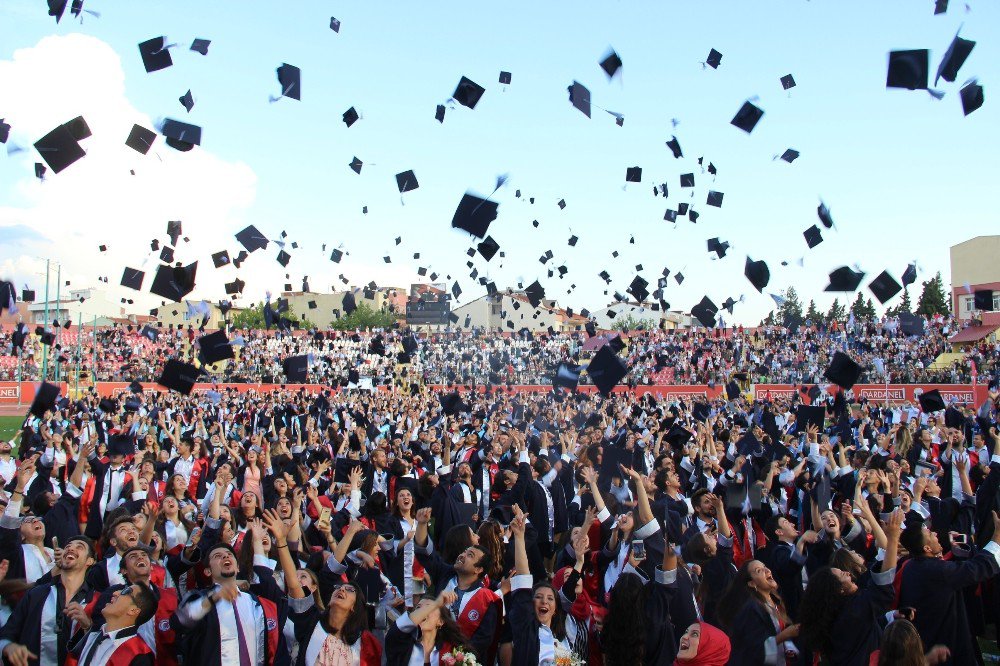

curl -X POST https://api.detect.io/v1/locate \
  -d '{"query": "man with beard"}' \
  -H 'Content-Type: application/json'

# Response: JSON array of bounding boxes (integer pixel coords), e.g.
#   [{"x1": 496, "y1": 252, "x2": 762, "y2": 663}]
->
[
  {"x1": 87, "y1": 515, "x2": 142, "y2": 589},
  {"x1": 171, "y1": 542, "x2": 286, "y2": 666},
  {"x1": 0, "y1": 535, "x2": 98, "y2": 666},
  {"x1": 681, "y1": 487, "x2": 722, "y2": 544}
]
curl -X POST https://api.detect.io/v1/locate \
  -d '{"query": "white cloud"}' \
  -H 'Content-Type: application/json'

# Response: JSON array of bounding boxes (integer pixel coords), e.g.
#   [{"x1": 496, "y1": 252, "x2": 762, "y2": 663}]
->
[{"x1": 0, "y1": 33, "x2": 257, "y2": 311}]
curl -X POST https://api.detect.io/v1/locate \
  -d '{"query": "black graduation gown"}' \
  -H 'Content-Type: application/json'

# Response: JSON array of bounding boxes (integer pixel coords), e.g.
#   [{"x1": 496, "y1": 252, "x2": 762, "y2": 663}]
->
[
  {"x1": 899, "y1": 549, "x2": 1000, "y2": 666},
  {"x1": 726, "y1": 599, "x2": 781, "y2": 666},
  {"x1": 0, "y1": 578, "x2": 97, "y2": 666},
  {"x1": 825, "y1": 566, "x2": 896, "y2": 666},
  {"x1": 762, "y1": 540, "x2": 807, "y2": 621}
]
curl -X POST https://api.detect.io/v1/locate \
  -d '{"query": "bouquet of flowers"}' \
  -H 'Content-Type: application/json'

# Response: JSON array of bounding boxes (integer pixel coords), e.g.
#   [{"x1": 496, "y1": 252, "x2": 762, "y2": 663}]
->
[{"x1": 440, "y1": 648, "x2": 480, "y2": 666}]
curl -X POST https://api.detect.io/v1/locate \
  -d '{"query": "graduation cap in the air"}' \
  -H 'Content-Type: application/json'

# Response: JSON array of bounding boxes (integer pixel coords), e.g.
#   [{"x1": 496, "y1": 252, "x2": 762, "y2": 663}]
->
[
  {"x1": 198, "y1": 330, "x2": 235, "y2": 364},
  {"x1": 190, "y1": 38, "x2": 210, "y2": 55},
  {"x1": 886, "y1": 49, "x2": 929, "y2": 90},
  {"x1": 499, "y1": 71, "x2": 512, "y2": 84},
  {"x1": 440, "y1": 391, "x2": 468, "y2": 416},
  {"x1": 626, "y1": 167, "x2": 642, "y2": 183},
  {"x1": 34, "y1": 121, "x2": 87, "y2": 173},
  {"x1": 179, "y1": 90, "x2": 194, "y2": 113},
  {"x1": 396, "y1": 170, "x2": 419, "y2": 193},
  {"x1": 825, "y1": 351, "x2": 863, "y2": 389},
  {"x1": 452, "y1": 193, "x2": 498, "y2": 239},
  {"x1": 803, "y1": 225, "x2": 823, "y2": 249},
  {"x1": 342, "y1": 291, "x2": 357, "y2": 316},
  {"x1": 276, "y1": 250, "x2": 291, "y2": 267},
  {"x1": 825, "y1": 267, "x2": 865, "y2": 293},
  {"x1": 282, "y1": 355, "x2": 309, "y2": 383},
  {"x1": 780, "y1": 74, "x2": 796, "y2": 90},
  {"x1": 125, "y1": 124, "x2": 156, "y2": 154},
  {"x1": 731, "y1": 101, "x2": 764, "y2": 133},
  {"x1": 348, "y1": 157, "x2": 363, "y2": 175},
  {"x1": 779, "y1": 149, "x2": 800, "y2": 163},
  {"x1": 167, "y1": 220, "x2": 183, "y2": 247},
  {"x1": 524, "y1": 281, "x2": 545, "y2": 308},
  {"x1": 680, "y1": 173, "x2": 695, "y2": 188},
  {"x1": 160, "y1": 119, "x2": 201, "y2": 151},
  {"x1": 120, "y1": 267, "x2": 145, "y2": 291},
  {"x1": 29, "y1": 381, "x2": 60, "y2": 418},
  {"x1": 918, "y1": 389, "x2": 946, "y2": 413},
  {"x1": 587, "y1": 345, "x2": 629, "y2": 397},
  {"x1": 275, "y1": 63, "x2": 301, "y2": 100},
  {"x1": 235, "y1": 225, "x2": 269, "y2": 253},
  {"x1": 107, "y1": 434, "x2": 134, "y2": 458},
  {"x1": 150, "y1": 262, "x2": 198, "y2": 302},
  {"x1": 157, "y1": 359, "x2": 200, "y2": 395},
  {"x1": 138, "y1": 36, "x2": 172, "y2": 73},
  {"x1": 666, "y1": 136, "x2": 683, "y2": 159},
  {"x1": 960, "y1": 81, "x2": 984, "y2": 116},
  {"x1": 567, "y1": 81, "x2": 591, "y2": 118},
  {"x1": 868, "y1": 271, "x2": 903, "y2": 304},
  {"x1": 340, "y1": 106, "x2": 360, "y2": 127},
  {"x1": 435, "y1": 105, "x2": 446, "y2": 123},
  {"x1": 707, "y1": 238, "x2": 729, "y2": 258},
  {"x1": 795, "y1": 405, "x2": 826, "y2": 434},
  {"x1": 936, "y1": 33, "x2": 975, "y2": 85},
  {"x1": 600, "y1": 49, "x2": 622, "y2": 78},
  {"x1": 705, "y1": 48, "x2": 723, "y2": 69},
  {"x1": 553, "y1": 363, "x2": 583, "y2": 391},
  {"x1": 453, "y1": 76, "x2": 486, "y2": 109},
  {"x1": 211, "y1": 250, "x2": 231, "y2": 269},
  {"x1": 691, "y1": 296, "x2": 718, "y2": 328},
  {"x1": 477, "y1": 236, "x2": 500, "y2": 261}
]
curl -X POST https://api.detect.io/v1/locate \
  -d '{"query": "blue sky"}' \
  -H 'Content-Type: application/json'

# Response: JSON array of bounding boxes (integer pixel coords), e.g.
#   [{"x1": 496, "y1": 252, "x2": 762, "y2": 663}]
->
[{"x1": 1, "y1": 0, "x2": 997, "y2": 324}]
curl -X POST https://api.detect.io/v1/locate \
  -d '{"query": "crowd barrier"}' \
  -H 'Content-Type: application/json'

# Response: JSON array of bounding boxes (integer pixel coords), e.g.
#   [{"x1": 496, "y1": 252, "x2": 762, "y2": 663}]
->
[{"x1": 0, "y1": 381, "x2": 989, "y2": 407}]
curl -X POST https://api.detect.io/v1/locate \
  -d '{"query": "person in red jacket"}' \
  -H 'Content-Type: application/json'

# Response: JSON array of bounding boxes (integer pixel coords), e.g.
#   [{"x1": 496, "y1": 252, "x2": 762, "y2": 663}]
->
[{"x1": 71, "y1": 583, "x2": 158, "y2": 666}]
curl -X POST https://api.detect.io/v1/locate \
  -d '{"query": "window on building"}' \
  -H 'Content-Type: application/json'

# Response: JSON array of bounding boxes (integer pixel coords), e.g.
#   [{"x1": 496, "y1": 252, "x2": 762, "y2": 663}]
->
[{"x1": 994, "y1": 293, "x2": 1000, "y2": 311}]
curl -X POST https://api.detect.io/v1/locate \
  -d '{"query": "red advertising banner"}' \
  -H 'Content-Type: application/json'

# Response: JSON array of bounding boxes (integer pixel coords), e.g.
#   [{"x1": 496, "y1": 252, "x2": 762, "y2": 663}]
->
[
  {"x1": 425, "y1": 384, "x2": 726, "y2": 399},
  {"x1": 95, "y1": 383, "x2": 331, "y2": 398},
  {"x1": 753, "y1": 384, "x2": 987, "y2": 405},
  {"x1": 0, "y1": 382, "x2": 70, "y2": 406}
]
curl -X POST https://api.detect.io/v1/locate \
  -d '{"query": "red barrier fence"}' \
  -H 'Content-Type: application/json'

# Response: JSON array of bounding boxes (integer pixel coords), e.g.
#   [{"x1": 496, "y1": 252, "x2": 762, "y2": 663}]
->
[{"x1": 0, "y1": 381, "x2": 988, "y2": 407}]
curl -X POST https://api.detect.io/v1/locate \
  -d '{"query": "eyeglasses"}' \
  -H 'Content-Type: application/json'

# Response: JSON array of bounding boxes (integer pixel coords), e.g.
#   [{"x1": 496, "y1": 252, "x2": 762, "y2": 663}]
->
[
  {"x1": 333, "y1": 585, "x2": 357, "y2": 595},
  {"x1": 117, "y1": 586, "x2": 135, "y2": 598}
]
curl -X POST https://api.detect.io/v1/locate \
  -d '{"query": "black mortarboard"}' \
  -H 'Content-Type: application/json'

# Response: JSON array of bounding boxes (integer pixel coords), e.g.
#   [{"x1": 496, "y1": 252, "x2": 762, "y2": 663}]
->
[
  {"x1": 225, "y1": 278, "x2": 245, "y2": 295},
  {"x1": 48, "y1": 0, "x2": 68, "y2": 22},
  {"x1": 451, "y1": 282, "x2": 462, "y2": 300},
  {"x1": 692, "y1": 402, "x2": 712, "y2": 423},
  {"x1": 869, "y1": 271, "x2": 903, "y2": 304},
  {"x1": 30, "y1": 381, "x2": 60, "y2": 418},
  {"x1": 179, "y1": 89, "x2": 194, "y2": 113},
  {"x1": 960, "y1": 81, "x2": 984, "y2": 116},
  {"x1": 886, "y1": 49, "x2": 929, "y2": 90},
  {"x1": 817, "y1": 202, "x2": 834, "y2": 229},
  {"x1": 276, "y1": 250, "x2": 291, "y2": 267},
  {"x1": 898, "y1": 312, "x2": 925, "y2": 336},
  {"x1": 22, "y1": 290, "x2": 36, "y2": 302},
  {"x1": 666, "y1": 423, "x2": 693, "y2": 447},
  {"x1": 159, "y1": 246, "x2": 175, "y2": 264},
  {"x1": 395, "y1": 170, "x2": 419, "y2": 193},
  {"x1": 825, "y1": 351, "x2": 864, "y2": 389},
  {"x1": 330, "y1": 248, "x2": 343, "y2": 263},
  {"x1": 478, "y1": 236, "x2": 500, "y2": 261},
  {"x1": 166, "y1": 220, "x2": 182, "y2": 246},
  {"x1": 795, "y1": 405, "x2": 825, "y2": 433},
  {"x1": 780, "y1": 149, "x2": 800, "y2": 163},
  {"x1": 124, "y1": 124, "x2": 156, "y2": 154},
  {"x1": 34, "y1": 122, "x2": 85, "y2": 173},
  {"x1": 342, "y1": 291, "x2": 357, "y2": 315},
  {"x1": 198, "y1": 330, "x2": 234, "y2": 364},
  {"x1": 691, "y1": 296, "x2": 718, "y2": 328},
  {"x1": 453, "y1": 76, "x2": 486, "y2": 109},
  {"x1": 626, "y1": 166, "x2": 642, "y2": 183},
  {"x1": 587, "y1": 345, "x2": 629, "y2": 397},
  {"x1": 440, "y1": 392, "x2": 467, "y2": 416},
  {"x1": 451, "y1": 192, "x2": 497, "y2": 238},
  {"x1": 680, "y1": 173, "x2": 695, "y2": 188},
  {"x1": 706, "y1": 48, "x2": 722, "y2": 69},
  {"x1": 129, "y1": 380, "x2": 144, "y2": 394},
  {"x1": 553, "y1": 363, "x2": 582, "y2": 390},
  {"x1": 780, "y1": 74, "x2": 796, "y2": 90},
  {"x1": 435, "y1": 105, "x2": 446, "y2": 123},
  {"x1": 568, "y1": 235, "x2": 579, "y2": 247},
  {"x1": 282, "y1": 355, "x2": 308, "y2": 382},
  {"x1": 707, "y1": 238, "x2": 729, "y2": 259},
  {"x1": 706, "y1": 191, "x2": 724, "y2": 208},
  {"x1": 276, "y1": 63, "x2": 301, "y2": 100},
  {"x1": 600, "y1": 49, "x2": 622, "y2": 77},
  {"x1": 936, "y1": 34, "x2": 975, "y2": 84},
  {"x1": 666, "y1": 136, "x2": 683, "y2": 159},
  {"x1": 731, "y1": 101, "x2": 764, "y2": 133},
  {"x1": 138, "y1": 37, "x2": 172, "y2": 73},
  {"x1": 524, "y1": 281, "x2": 545, "y2": 308},
  {"x1": 736, "y1": 430, "x2": 761, "y2": 457},
  {"x1": 918, "y1": 389, "x2": 946, "y2": 413},
  {"x1": 743, "y1": 257, "x2": 771, "y2": 293},
  {"x1": 825, "y1": 266, "x2": 865, "y2": 292},
  {"x1": 211, "y1": 250, "x2": 230, "y2": 268},
  {"x1": 935, "y1": 0, "x2": 948, "y2": 12},
  {"x1": 157, "y1": 359, "x2": 199, "y2": 395},
  {"x1": 0, "y1": 120, "x2": 10, "y2": 145},
  {"x1": 901, "y1": 263, "x2": 917, "y2": 286},
  {"x1": 190, "y1": 38, "x2": 210, "y2": 55},
  {"x1": 160, "y1": 119, "x2": 201, "y2": 151},
  {"x1": 974, "y1": 290, "x2": 995, "y2": 311},
  {"x1": 108, "y1": 434, "x2": 134, "y2": 458},
  {"x1": 803, "y1": 225, "x2": 823, "y2": 249},
  {"x1": 235, "y1": 225, "x2": 268, "y2": 252},
  {"x1": 348, "y1": 157, "x2": 363, "y2": 174},
  {"x1": 726, "y1": 380, "x2": 740, "y2": 400},
  {"x1": 567, "y1": 81, "x2": 591, "y2": 118},
  {"x1": 150, "y1": 262, "x2": 197, "y2": 302},
  {"x1": 499, "y1": 71, "x2": 512, "y2": 84},
  {"x1": 120, "y1": 267, "x2": 145, "y2": 291},
  {"x1": 342, "y1": 107, "x2": 359, "y2": 127}
]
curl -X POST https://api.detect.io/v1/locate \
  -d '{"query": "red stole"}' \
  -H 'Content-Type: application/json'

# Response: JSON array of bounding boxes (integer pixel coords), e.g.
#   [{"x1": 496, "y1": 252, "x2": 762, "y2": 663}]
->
[
  {"x1": 105, "y1": 634, "x2": 154, "y2": 666},
  {"x1": 153, "y1": 585, "x2": 179, "y2": 666},
  {"x1": 359, "y1": 631, "x2": 383, "y2": 665},
  {"x1": 79, "y1": 476, "x2": 96, "y2": 525},
  {"x1": 258, "y1": 596, "x2": 282, "y2": 666}
]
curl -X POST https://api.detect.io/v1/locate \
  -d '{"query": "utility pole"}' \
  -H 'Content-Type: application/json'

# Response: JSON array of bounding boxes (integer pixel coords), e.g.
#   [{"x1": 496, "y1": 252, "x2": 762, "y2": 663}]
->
[
  {"x1": 54, "y1": 263, "x2": 61, "y2": 382},
  {"x1": 92, "y1": 314, "x2": 98, "y2": 387},
  {"x1": 41, "y1": 259, "x2": 50, "y2": 381},
  {"x1": 74, "y1": 311, "x2": 82, "y2": 396}
]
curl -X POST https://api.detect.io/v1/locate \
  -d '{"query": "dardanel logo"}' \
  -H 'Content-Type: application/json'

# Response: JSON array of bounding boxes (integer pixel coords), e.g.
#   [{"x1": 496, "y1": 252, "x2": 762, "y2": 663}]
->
[{"x1": 0, "y1": 387, "x2": 18, "y2": 399}]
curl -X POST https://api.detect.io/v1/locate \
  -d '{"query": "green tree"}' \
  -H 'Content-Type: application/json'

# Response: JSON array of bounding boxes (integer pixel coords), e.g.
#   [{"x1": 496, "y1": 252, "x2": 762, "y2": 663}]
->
[
  {"x1": 230, "y1": 302, "x2": 314, "y2": 330},
  {"x1": 885, "y1": 288, "x2": 913, "y2": 317},
  {"x1": 613, "y1": 314, "x2": 657, "y2": 331},
  {"x1": 850, "y1": 293, "x2": 877, "y2": 320},
  {"x1": 805, "y1": 299, "x2": 822, "y2": 322},
  {"x1": 915, "y1": 272, "x2": 949, "y2": 316},
  {"x1": 826, "y1": 298, "x2": 846, "y2": 323},
  {"x1": 329, "y1": 302, "x2": 398, "y2": 331},
  {"x1": 778, "y1": 287, "x2": 804, "y2": 325}
]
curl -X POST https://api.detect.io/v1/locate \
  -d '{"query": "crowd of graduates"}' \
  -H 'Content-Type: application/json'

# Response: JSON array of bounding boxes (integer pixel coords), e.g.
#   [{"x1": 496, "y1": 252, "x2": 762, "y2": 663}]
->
[{"x1": 0, "y1": 351, "x2": 998, "y2": 665}]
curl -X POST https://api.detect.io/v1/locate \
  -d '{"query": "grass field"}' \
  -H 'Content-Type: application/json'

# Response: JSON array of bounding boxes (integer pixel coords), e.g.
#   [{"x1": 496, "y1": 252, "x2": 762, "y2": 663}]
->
[{"x1": 0, "y1": 415, "x2": 22, "y2": 444}]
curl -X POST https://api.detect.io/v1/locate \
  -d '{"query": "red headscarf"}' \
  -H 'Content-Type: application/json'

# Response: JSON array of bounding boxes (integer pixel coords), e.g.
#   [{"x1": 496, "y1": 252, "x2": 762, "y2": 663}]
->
[{"x1": 674, "y1": 622, "x2": 731, "y2": 666}]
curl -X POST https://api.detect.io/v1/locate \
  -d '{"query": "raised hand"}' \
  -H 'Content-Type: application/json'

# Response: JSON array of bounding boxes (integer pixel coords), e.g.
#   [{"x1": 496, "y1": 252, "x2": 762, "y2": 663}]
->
[
  {"x1": 262, "y1": 509, "x2": 290, "y2": 541},
  {"x1": 415, "y1": 507, "x2": 432, "y2": 525}
]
